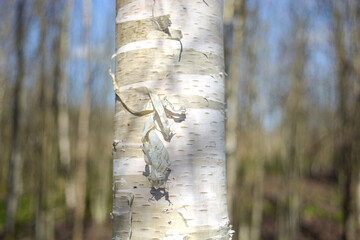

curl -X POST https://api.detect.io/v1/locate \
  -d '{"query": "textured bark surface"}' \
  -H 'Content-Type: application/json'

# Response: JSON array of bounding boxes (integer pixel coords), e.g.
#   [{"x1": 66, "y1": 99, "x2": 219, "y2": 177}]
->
[{"x1": 112, "y1": 0, "x2": 232, "y2": 239}]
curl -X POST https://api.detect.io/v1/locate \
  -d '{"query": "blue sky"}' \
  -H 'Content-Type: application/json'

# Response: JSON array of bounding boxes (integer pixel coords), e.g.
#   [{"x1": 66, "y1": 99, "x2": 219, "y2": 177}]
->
[{"x1": 30, "y1": 0, "x2": 334, "y2": 131}]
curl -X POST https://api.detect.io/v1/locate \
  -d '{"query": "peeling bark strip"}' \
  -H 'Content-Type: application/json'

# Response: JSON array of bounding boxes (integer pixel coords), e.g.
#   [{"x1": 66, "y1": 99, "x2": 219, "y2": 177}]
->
[
  {"x1": 116, "y1": 15, "x2": 182, "y2": 48},
  {"x1": 115, "y1": 49, "x2": 224, "y2": 87},
  {"x1": 110, "y1": 53, "x2": 186, "y2": 238},
  {"x1": 113, "y1": 0, "x2": 232, "y2": 239},
  {"x1": 110, "y1": 54, "x2": 186, "y2": 188},
  {"x1": 117, "y1": 7, "x2": 184, "y2": 61},
  {"x1": 112, "y1": 92, "x2": 224, "y2": 115},
  {"x1": 140, "y1": 91, "x2": 186, "y2": 189}
]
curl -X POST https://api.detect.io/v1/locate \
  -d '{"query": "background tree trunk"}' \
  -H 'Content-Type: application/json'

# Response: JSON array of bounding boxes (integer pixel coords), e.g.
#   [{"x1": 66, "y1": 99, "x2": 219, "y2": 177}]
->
[
  {"x1": 278, "y1": 7, "x2": 309, "y2": 240},
  {"x1": 333, "y1": 1, "x2": 357, "y2": 239},
  {"x1": 350, "y1": 0, "x2": 360, "y2": 234},
  {"x1": 57, "y1": 0, "x2": 75, "y2": 211},
  {"x1": 224, "y1": 0, "x2": 246, "y2": 224},
  {"x1": 6, "y1": 0, "x2": 25, "y2": 237},
  {"x1": 73, "y1": 1, "x2": 93, "y2": 239},
  {"x1": 34, "y1": 1, "x2": 60, "y2": 239}
]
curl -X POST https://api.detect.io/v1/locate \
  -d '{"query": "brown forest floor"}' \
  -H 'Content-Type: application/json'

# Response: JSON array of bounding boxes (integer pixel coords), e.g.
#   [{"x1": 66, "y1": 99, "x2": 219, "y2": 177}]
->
[
  {"x1": 4, "y1": 173, "x2": 341, "y2": 240},
  {"x1": 260, "y1": 173, "x2": 342, "y2": 240},
  {"x1": 77, "y1": 173, "x2": 341, "y2": 240}
]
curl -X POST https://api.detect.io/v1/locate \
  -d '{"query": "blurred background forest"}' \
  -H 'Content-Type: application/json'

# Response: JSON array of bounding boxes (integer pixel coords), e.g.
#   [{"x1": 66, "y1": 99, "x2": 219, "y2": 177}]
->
[{"x1": 0, "y1": 0, "x2": 359, "y2": 240}]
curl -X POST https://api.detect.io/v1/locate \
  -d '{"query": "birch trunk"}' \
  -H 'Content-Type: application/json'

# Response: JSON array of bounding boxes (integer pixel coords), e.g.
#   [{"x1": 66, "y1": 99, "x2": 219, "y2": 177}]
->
[{"x1": 112, "y1": 0, "x2": 232, "y2": 239}]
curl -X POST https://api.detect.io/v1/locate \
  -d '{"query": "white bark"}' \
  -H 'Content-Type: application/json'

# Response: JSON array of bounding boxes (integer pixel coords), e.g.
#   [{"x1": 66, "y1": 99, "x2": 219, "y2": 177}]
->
[{"x1": 113, "y1": 0, "x2": 232, "y2": 239}]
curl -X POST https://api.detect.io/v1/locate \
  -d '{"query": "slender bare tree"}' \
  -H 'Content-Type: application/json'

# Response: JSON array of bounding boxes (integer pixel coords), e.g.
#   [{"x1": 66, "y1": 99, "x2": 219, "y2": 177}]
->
[
  {"x1": 224, "y1": 0, "x2": 246, "y2": 223},
  {"x1": 278, "y1": 6, "x2": 309, "y2": 240},
  {"x1": 332, "y1": 1, "x2": 358, "y2": 239},
  {"x1": 73, "y1": 1, "x2": 93, "y2": 239},
  {"x1": 6, "y1": 0, "x2": 25, "y2": 236},
  {"x1": 350, "y1": 0, "x2": 360, "y2": 234},
  {"x1": 333, "y1": 1, "x2": 360, "y2": 239},
  {"x1": 57, "y1": 0, "x2": 75, "y2": 210}
]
